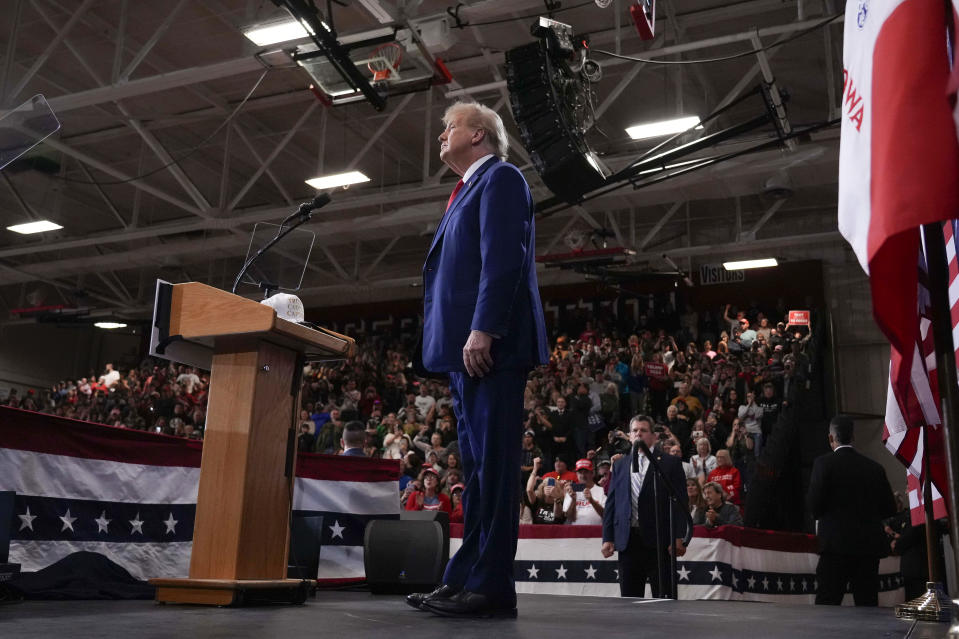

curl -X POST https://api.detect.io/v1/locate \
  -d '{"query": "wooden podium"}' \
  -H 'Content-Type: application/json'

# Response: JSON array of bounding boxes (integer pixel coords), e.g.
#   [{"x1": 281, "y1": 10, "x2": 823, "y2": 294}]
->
[{"x1": 148, "y1": 282, "x2": 354, "y2": 605}]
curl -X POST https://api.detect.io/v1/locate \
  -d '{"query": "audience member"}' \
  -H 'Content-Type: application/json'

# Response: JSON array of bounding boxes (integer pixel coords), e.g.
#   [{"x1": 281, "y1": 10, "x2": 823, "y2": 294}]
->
[
  {"x1": 707, "y1": 449, "x2": 743, "y2": 506},
  {"x1": 520, "y1": 430, "x2": 542, "y2": 484},
  {"x1": 297, "y1": 422, "x2": 314, "y2": 452},
  {"x1": 688, "y1": 478, "x2": 707, "y2": 525},
  {"x1": 561, "y1": 459, "x2": 606, "y2": 525},
  {"x1": 404, "y1": 467, "x2": 451, "y2": 514},
  {"x1": 542, "y1": 458, "x2": 577, "y2": 482},
  {"x1": 702, "y1": 482, "x2": 744, "y2": 528},
  {"x1": 340, "y1": 421, "x2": 367, "y2": 456},
  {"x1": 449, "y1": 483, "x2": 465, "y2": 523},
  {"x1": 525, "y1": 457, "x2": 564, "y2": 524},
  {"x1": 690, "y1": 437, "x2": 717, "y2": 480}
]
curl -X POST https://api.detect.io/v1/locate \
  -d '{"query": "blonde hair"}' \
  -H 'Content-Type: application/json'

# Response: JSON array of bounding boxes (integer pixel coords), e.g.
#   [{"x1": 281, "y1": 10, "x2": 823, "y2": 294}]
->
[{"x1": 442, "y1": 101, "x2": 508, "y2": 160}]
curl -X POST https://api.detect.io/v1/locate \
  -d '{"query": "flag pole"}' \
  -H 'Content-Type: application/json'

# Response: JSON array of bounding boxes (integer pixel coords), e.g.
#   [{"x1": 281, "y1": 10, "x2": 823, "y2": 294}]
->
[{"x1": 918, "y1": 222, "x2": 959, "y2": 615}]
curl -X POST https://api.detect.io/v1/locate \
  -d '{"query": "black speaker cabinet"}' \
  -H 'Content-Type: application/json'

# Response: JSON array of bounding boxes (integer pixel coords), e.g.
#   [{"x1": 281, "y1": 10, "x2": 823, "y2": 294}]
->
[
  {"x1": 287, "y1": 515, "x2": 323, "y2": 580},
  {"x1": 364, "y1": 511, "x2": 449, "y2": 594}
]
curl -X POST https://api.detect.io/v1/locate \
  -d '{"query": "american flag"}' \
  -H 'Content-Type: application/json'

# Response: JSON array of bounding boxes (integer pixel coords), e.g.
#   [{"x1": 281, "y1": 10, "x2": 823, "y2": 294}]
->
[
  {"x1": 0, "y1": 407, "x2": 399, "y2": 582},
  {"x1": 838, "y1": 0, "x2": 959, "y2": 524},
  {"x1": 882, "y1": 228, "x2": 950, "y2": 525}
]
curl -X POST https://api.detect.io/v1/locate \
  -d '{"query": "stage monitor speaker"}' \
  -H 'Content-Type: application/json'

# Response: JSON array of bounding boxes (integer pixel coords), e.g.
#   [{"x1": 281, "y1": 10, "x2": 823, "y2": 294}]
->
[
  {"x1": 505, "y1": 40, "x2": 609, "y2": 204},
  {"x1": 287, "y1": 515, "x2": 323, "y2": 580},
  {"x1": 0, "y1": 492, "x2": 13, "y2": 563},
  {"x1": 364, "y1": 511, "x2": 449, "y2": 594}
]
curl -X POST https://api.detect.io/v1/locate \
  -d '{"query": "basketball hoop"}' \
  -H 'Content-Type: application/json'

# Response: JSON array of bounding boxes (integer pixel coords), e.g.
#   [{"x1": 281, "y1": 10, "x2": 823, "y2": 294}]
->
[{"x1": 367, "y1": 42, "x2": 403, "y2": 84}]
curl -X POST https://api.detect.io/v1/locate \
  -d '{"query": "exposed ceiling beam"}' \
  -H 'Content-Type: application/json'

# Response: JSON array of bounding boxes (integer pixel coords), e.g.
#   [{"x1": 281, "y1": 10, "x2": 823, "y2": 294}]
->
[
  {"x1": 749, "y1": 198, "x2": 787, "y2": 236},
  {"x1": 40, "y1": 136, "x2": 203, "y2": 216},
  {"x1": 6, "y1": 0, "x2": 96, "y2": 103},
  {"x1": 227, "y1": 101, "x2": 318, "y2": 211},
  {"x1": 0, "y1": 139, "x2": 840, "y2": 267},
  {"x1": 639, "y1": 201, "x2": 684, "y2": 249},
  {"x1": 289, "y1": 228, "x2": 846, "y2": 304},
  {"x1": 1, "y1": 56, "x2": 263, "y2": 116},
  {"x1": 1, "y1": 3, "x2": 823, "y2": 120},
  {"x1": 116, "y1": 0, "x2": 190, "y2": 82},
  {"x1": 116, "y1": 102, "x2": 213, "y2": 213}
]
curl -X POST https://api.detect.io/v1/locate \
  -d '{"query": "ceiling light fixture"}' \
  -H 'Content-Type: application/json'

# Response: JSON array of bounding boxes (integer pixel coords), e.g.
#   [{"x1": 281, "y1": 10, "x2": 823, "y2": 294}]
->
[
  {"x1": 243, "y1": 19, "x2": 311, "y2": 46},
  {"x1": 723, "y1": 258, "x2": 778, "y2": 270},
  {"x1": 7, "y1": 220, "x2": 63, "y2": 234},
  {"x1": 626, "y1": 115, "x2": 702, "y2": 140},
  {"x1": 305, "y1": 171, "x2": 371, "y2": 190},
  {"x1": 94, "y1": 322, "x2": 128, "y2": 329}
]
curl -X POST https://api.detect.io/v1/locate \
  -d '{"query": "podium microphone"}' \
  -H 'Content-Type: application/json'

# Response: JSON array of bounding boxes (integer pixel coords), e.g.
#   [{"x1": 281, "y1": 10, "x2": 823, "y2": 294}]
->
[
  {"x1": 631, "y1": 440, "x2": 640, "y2": 472},
  {"x1": 231, "y1": 194, "x2": 333, "y2": 295},
  {"x1": 297, "y1": 193, "x2": 331, "y2": 218},
  {"x1": 635, "y1": 438, "x2": 652, "y2": 457}
]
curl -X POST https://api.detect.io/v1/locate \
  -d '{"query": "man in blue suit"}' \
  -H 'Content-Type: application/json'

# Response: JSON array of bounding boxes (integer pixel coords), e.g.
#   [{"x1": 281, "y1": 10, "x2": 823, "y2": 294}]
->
[
  {"x1": 408, "y1": 101, "x2": 549, "y2": 619},
  {"x1": 601, "y1": 415, "x2": 687, "y2": 597}
]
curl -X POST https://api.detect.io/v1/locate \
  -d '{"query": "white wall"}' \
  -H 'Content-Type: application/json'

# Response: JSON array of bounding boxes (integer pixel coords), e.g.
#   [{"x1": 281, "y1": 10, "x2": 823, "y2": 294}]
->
[{"x1": 823, "y1": 250, "x2": 907, "y2": 494}]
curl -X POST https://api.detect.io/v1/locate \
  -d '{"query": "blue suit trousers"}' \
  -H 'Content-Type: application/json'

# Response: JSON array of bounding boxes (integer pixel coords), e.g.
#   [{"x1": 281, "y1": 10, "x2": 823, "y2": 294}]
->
[{"x1": 443, "y1": 368, "x2": 526, "y2": 606}]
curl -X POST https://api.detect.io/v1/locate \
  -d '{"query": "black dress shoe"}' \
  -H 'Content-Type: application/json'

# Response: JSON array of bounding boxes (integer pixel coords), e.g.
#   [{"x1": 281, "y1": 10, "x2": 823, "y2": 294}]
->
[
  {"x1": 405, "y1": 584, "x2": 459, "y2": 611},
  {"x1": 421, "y1": 590, "x2": 517, "y2": 619}
]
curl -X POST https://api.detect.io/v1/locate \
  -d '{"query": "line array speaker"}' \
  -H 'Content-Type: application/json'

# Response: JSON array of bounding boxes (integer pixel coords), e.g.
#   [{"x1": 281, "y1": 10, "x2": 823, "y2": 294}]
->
[{"x1": 505, "y1": 40, "x2": 609, "y2": 204}]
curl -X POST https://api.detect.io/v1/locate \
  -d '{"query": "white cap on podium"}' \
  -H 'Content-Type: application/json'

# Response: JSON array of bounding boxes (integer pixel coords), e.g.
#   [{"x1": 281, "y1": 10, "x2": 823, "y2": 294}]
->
[{"x1": 261, "y1": 293, "x2": 304, "y2": 323}]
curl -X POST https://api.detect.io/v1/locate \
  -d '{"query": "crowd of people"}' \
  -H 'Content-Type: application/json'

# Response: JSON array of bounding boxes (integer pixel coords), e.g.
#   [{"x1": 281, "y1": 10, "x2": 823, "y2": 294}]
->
[
  {"x1": 5, "y1": 299, "x2": 816, "y2": 530},
  {"x1": 7, "y1": 361, "x2": 209, "y2": 439},
  {"x1": 303, "y1": 299, "x2": 816, "y2": 528}
]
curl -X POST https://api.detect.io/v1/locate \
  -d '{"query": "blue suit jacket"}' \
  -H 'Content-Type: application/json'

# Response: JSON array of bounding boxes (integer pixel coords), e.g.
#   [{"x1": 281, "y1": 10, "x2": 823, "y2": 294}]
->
[
  {"x1": 602, "y1": 449, "x2": 687, "y2": 551},
  {"x1": 340, "y1": 448, "x2": 366, "y2": 457},
  {"x1": 421, "y1": 157, "x2": 549, "y2": 373}
]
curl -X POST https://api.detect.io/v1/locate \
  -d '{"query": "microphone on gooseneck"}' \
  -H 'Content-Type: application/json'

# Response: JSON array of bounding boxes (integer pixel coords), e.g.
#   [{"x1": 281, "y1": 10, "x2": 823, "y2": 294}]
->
[
  {"x1": 631, "y1": 440, "x2": 640, "y2": 472},
  {"x1": 298, "y1": 193, "x2": 331, "y2": 217}
]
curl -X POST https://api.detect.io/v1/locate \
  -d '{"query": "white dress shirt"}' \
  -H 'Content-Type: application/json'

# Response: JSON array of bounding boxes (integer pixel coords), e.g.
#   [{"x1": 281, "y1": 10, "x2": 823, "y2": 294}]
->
[
  {"x1": 630, "y1": 452, "x2": 648, "y2": 527},
  {"x1": 461, "y1": 153, "x2": 495, "y2": 183}
]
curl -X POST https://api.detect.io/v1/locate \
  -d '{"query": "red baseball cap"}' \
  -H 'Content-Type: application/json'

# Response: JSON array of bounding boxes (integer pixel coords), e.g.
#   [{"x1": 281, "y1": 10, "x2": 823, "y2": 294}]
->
[
  {"x1": 421, "y1": 466, "x2": 439, "y2": 477},
  {"x1": 575, "y1": 459, "x2": 594, "y2": 472},
  {"x1": 450, "y1": 483, "x2": 465, "y2": 493}
]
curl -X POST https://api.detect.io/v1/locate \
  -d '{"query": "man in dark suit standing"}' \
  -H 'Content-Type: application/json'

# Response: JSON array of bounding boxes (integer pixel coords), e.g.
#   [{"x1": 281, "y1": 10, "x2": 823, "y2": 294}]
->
[
  {"x1": 601, "y1": 415, "x2": 687, "y2": 597},
  {"x1": 409, "y1": 101, "x2": 549, "y2": 619},
  {"x1": 339, "y1": 421, "x2": 367, "y2": 457},
  {"x1": 806, "y1": 415, "x2": 896, "y2": 605}
]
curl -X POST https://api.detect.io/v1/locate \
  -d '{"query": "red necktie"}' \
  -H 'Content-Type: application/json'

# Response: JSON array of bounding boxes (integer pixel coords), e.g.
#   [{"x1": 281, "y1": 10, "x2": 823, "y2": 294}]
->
[{"x1": 446, "y1": 179, "x2": 464, "y2": 211}]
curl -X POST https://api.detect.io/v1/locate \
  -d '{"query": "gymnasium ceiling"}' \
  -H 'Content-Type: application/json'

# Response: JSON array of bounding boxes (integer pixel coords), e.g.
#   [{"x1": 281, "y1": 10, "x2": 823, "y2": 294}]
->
[{"x1": 0, "y1": 0, "x2": 850, "y2": 324}]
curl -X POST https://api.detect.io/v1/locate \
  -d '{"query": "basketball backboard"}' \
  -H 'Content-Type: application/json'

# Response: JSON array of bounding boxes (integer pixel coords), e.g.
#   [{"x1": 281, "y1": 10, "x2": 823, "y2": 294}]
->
[{"x1": 293, "y1": 19, "x2": 453, "y2": 106}]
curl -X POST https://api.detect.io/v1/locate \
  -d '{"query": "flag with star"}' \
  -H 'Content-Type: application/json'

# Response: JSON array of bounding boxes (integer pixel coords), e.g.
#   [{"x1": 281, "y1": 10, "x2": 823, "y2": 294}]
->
[
  {"x1": 453, "y1": 524, "x2": 903, "y2": 604},
  {"x1": 0, "y1": 407, "x2": 399, "y2": 582}
]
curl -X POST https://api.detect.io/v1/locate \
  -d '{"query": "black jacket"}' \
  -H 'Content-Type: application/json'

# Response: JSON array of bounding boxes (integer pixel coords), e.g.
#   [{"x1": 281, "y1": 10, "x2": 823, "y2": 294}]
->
[{"x1": 806, "y1": 446, "x2": 896, "y2": 556}]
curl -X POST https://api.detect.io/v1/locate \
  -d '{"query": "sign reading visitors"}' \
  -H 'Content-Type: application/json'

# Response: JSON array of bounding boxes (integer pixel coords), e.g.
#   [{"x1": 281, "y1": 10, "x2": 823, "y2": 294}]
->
[
  {"x1": 644, "y1": 362, "x2": 666, "y2": 377},
  {"x1": 788, "y1": 310, "x2": 810, "y2": 326},
  {"x1": 698, "y1": 263, "x2": 745, "y2": 286}
]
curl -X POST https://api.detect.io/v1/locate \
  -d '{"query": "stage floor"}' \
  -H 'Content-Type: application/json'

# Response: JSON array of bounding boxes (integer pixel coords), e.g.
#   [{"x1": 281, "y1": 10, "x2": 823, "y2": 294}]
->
[{"x1": 0, "y1": 591, "x2": 943, "y2": 638}]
